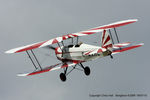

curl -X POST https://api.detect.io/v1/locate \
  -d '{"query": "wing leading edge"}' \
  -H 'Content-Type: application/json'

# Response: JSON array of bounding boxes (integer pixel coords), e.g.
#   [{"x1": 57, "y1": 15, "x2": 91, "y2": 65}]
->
[{"x1": 5, "y1": 19, "x2": 137, "y2": 54}]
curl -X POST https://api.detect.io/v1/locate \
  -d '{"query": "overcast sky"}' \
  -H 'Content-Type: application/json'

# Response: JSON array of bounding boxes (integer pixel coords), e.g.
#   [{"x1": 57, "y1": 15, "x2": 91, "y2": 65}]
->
[{"x1": 0, "y1": 0, "x2": 149, "y2": 100}]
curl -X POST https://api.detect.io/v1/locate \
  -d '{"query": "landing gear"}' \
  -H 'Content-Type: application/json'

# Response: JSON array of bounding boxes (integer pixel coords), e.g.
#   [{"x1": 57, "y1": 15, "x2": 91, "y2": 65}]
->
[
  {"x1": 60, "y1": 73, "x2": 66, "y2": 82},
  {"x1": 59, "y1": 63, "x2": 90, "y2": 82},
  {"x1": 84, "y1": 66, "x2": 90, "y2": 76}
]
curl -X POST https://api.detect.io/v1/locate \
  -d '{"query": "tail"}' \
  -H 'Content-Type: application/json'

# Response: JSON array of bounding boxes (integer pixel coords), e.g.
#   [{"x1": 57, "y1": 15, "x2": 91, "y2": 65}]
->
[{"x1": 101, "y1": 30, "x2": 113, "y2": 51}]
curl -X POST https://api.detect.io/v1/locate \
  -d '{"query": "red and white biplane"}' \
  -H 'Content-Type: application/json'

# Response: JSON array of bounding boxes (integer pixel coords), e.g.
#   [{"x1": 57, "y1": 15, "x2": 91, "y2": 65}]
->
[{"x1": 5, "y1": 19, "x2": 143, "y2": 82}]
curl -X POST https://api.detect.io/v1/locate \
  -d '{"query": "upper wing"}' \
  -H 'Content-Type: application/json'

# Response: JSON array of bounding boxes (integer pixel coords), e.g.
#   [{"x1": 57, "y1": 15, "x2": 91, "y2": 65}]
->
[
  {"x1": 17, "y1": 61, "x2": 79, "y2": 76},
  {"x1": 5, "y1": 19, "x2": 137, "y2": 54}
]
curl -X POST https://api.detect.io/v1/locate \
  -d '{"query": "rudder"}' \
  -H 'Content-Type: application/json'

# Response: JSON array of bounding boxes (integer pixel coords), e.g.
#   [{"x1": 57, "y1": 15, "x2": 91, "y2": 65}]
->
[{"x1": 101, "y1": 30, "x2": 113, "y2": 51}]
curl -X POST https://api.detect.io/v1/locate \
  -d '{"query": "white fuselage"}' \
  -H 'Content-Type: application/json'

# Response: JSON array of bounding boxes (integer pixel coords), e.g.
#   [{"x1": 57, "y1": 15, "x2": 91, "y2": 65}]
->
[{"x1": 55, "y1": 43, "x2": 111, "y2": 62}]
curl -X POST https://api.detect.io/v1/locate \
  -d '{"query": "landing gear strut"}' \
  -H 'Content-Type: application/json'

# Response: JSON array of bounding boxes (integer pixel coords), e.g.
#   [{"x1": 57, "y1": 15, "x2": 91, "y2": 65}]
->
[{"x1": 110, "y1": 55, "x2": 113, "y2": 59}]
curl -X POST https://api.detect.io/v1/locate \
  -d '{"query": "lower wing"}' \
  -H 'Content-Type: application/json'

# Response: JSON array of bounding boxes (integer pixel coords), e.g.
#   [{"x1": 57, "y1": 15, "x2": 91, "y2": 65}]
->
[{"x1": 17, "y1": 61, "x2": 80, "y2": 76}]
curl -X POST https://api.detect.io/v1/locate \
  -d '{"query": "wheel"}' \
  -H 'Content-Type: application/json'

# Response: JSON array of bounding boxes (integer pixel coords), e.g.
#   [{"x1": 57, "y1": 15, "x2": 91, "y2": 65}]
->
[
  {"x1": 59, "y1": 73, "x2": 66, "y2": 82},
  {"x1": 84, "y1": 66, "x2": 90, "y2": 76}
]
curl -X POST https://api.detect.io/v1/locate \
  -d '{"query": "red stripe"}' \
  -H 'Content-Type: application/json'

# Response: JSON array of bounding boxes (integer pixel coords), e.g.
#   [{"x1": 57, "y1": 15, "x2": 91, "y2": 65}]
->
[
  {"x1": 62, "y1": 35, "x2": 66, "y2": 40},
  {"x1": 103, "y1": 35, "x2": 110, "y2": 46},
  {"x1": 68, "y1": 35, "x2": 72, "y2": 38},
  {"x1": 81, "y1": 32, "x2": 95, "y2": 35},
  {"x1": 52, "y1": 39, "x2": 58, "y2": 44},
  {"x1": 63, "y1": 34, "x2": 78, "y2": 40},
  {"x1": 71, "y1": 34, "x2": 78, "y2": 37},
  {"x1": 73, "y1": 60, "x2": 80, "y2": 64},
  {"x1": 55, "y1": 47, "x2": 62, "y2": 54},
  {"x1": 97, "y1": 49, "x2": 102, "y2": 53},
  {"x1": 28, "y1": 69, "x2": 51, "y2": 76},
  {"x1": 102, "y1": 30, "x2": 106, "y2": 45},
  {"x1": 16, "y1": 40, "x2": 48, "y2": 53}
]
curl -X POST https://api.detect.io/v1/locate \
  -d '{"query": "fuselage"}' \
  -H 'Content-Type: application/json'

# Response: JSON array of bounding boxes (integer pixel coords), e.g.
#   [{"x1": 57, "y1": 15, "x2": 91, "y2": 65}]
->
[{"x1": 55, "y1": 43, "x2": 111, "y2": 62}]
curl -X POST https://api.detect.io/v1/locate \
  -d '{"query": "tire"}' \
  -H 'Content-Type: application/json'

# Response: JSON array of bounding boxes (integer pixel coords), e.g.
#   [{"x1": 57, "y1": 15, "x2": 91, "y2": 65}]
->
[
  {"x1": 60, "y1": 73, "x2": 66, "y2": 82},
  {"x1": 84, "y1": 66, "x2": 90, "y2": 76}
]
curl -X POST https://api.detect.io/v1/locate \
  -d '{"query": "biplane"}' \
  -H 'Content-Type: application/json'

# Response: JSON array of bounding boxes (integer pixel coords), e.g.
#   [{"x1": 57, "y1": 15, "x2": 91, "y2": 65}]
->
[{"x1": 5, "y1": 19, "x2": 143, "y2": 82}]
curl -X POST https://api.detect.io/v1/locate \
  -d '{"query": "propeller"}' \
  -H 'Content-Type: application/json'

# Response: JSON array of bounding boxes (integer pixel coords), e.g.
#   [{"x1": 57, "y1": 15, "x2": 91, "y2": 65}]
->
[{"x1": 36, "y1": 45, "x2": 57, "y2": 65}]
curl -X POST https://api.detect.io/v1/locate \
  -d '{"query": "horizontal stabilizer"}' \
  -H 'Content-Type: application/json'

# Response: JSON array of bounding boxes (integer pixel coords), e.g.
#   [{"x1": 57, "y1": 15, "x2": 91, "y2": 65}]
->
[
  {"x1": 112, "y1": 43, "x2": 144, "y2": 55},
  {"x1": 113, "y1": 42, "x2": 131, "y2": 48}
]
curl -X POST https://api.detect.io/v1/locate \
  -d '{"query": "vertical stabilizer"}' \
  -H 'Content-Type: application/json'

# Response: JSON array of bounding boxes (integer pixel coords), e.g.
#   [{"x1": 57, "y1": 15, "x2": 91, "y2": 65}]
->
[{"x1": 101, "y1": 30, "x2": 113, "y2": 51}]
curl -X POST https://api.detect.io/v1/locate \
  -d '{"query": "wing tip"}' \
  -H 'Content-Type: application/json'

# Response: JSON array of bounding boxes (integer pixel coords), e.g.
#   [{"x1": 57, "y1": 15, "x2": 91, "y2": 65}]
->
[
  {"x1": 17, "y1": 73, "x2": 29, "y2": 76},
  {"x1": 5, "y1": 49, "x2": 17, "y2": 54},
  {"x1": 130, "y1": 19, "x2": 138, "y2": 22},
  {"x1": 139, "y1": 43, "x2": 144, "y2": 46},
  {"x1": 123, "y1": 19, "x2": 138, "y2": 24},
  {"x1": 5, "y1": 50, "x2": 13, "y2": 54}
]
